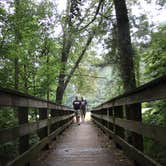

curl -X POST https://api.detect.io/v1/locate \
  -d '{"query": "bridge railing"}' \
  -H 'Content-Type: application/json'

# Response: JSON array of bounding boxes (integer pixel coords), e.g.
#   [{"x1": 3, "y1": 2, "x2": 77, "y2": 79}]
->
[
  {"x1": 91, "y1": 75, "x2": 166, "y2": 166},
  {"x1": 0, "y1": 88, "x2": 75, "y2": 166}
]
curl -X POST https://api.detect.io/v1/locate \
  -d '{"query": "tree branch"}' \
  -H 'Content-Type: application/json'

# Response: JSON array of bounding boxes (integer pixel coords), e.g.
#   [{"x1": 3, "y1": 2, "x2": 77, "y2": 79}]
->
[
  {"x1": 78, "y1": 0, "x2": 104, "y2": 32},
  {"x1": 64, "y1": 31, "x2": 95, "y2": 88}
]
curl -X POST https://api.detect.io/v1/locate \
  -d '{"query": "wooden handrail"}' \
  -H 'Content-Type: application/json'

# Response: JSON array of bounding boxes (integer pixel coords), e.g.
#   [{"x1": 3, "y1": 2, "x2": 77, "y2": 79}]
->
[
  {"x1": 93, "y1": 74, "x2": 166, "y2": 110},
  {"x1": 0, "y1": 87, "x2": 73, "y2": 111},
  {"x1": 91, "y1": 75, "x2": 166, "y2": 166},
  {"x1": 0, "y1": 88, "x2": 75, "y2": 166}
]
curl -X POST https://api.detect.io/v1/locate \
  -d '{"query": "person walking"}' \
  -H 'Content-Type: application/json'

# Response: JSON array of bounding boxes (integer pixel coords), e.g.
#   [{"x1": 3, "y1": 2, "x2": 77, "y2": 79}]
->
[
  {"x1": 80, "y1": 97, "x2": 87, "y2": 119},
  {"x1": 73, "y1": 96, "x2": 81, "y2": 125}
]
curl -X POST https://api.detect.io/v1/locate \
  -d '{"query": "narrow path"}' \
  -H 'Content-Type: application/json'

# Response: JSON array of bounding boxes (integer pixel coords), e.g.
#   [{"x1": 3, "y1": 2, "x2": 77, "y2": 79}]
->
[{"x1": 31, "y1": 118, "x2": 133, "y2": 166}]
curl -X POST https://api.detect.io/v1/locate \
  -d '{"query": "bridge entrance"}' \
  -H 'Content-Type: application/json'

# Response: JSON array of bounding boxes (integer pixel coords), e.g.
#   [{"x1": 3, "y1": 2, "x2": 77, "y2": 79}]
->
[{"x1": 31, "y1": 120, "x2": 132, "y2": 166}]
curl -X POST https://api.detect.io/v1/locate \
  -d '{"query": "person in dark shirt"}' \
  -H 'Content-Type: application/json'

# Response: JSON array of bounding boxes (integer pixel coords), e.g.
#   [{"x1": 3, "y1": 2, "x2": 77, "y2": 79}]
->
[
  {"x1": 80, "y1": 97, "x2": 87, "y2": 119},
  {"x1": 73, "y1": 96, "x2": 81, "y2": 124}
]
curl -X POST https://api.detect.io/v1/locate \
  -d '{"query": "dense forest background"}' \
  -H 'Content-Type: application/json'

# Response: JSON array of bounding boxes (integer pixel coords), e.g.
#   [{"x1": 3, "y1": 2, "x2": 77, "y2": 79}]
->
[{"x1": 0, "y1": 0, "x2": 166, "y2": 165}]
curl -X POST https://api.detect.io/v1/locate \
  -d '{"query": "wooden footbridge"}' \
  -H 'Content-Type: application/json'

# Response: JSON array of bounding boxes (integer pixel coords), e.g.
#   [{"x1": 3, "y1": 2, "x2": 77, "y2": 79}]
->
[{"x1": 0, "y1": 75, "x2": 166, "y2": 166}]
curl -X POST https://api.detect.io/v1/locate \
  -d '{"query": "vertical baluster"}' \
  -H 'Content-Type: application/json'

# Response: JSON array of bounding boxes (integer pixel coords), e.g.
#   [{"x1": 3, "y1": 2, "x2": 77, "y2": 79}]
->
[
  {"x1": 39, "y1": 108, "x2": 49, "y2": 149},
  {"x1": 115, "y1": 106, "x2": 125, "y2": 138},
  {"x1": 125, "y1": 103, "x2": 143, "y2": 151},
  {"x1": 107, "y1": 108, "x2": 109, "y2": 129},
  {"x1": 50, "y1": 109, "x2": 57, "y2": 133},
  {"x1": 112, "y1": 107, "x2": 116, "y2": 135},
  {"x1": 113, "y1": 106, "x2": 124, "y2": 149},
  {"x1": 59, "y1": 110, "x2": 63, "y2": 127},
  {"x1": 18, "y1": 107, "x2": 29, "y2": 166}
]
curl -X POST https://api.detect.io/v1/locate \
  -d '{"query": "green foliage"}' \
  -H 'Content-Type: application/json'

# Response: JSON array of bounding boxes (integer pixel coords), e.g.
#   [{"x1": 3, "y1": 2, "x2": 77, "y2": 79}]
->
[
  {"x1": 0, "y1": 0, "x2": 60, "y2": 163},
  {"x1": 0, "y1": 140, "x2": 18, "y2": 165},
  {"x1": 144, "y1": 137, "x2": 166, "y2": 165},
  {"x1": 142, "y1": 25, "x2": 166, "y2": 165},
  {"x1": 143, "y1": 25, "x2": 166, "y2": 80},
  {"x1": 143, "y1": 101, "x2": 166, "y2": 165},
  {"x1": 0, "y1": 107, "x2": 17, "y2": 129},
  {"x1": 0, "y1": 107, "x2": 18, "y2": 165},
  {"x1": 143, "y1": 100, "x2": 166, "y2": 125}
]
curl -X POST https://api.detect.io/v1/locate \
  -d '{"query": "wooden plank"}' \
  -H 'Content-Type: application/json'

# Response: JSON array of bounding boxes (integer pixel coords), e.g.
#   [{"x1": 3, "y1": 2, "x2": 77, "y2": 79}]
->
[
  {"x1": 0, "y1": 114, "x2": 74, "y2": 144},
  {"x1": 0, "y1": 93, "x2": 48, "y2": 108},
  {"x1": 92, "y1": 117, "x2": 161, "y2": 166},
  {"x1": 91, "y1": 113, "x2": 114, "y2": 123},
  {"x1": 51, "y1": 114, "x2": 75, "y2": 125},
  {"x1": 47, "y1": 103, "x2": 74, "y2": 111},
  {"x1": 91, "y1": 113, "x2": 166, "y2": 146},
  {"x1": 7, "y1": 120, "x2": 73, "y2": 166}
]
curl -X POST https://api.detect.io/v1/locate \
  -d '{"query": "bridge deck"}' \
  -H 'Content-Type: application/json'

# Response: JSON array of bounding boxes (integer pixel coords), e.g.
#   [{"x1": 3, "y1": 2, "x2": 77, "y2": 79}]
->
[{"x1": 31, "y1": 118, "x2": 133, "y2": 166}]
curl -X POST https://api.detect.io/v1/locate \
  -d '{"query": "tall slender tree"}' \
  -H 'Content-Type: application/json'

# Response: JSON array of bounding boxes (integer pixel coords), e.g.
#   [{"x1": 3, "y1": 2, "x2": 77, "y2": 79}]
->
[{"x1": 14, "y1": 0, "x2": 21, "y2": 90}]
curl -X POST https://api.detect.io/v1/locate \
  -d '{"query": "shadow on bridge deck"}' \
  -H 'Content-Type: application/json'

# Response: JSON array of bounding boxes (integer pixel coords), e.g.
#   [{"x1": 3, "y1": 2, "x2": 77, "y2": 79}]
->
[{"x1": 31, "y1": 114, "x2": 133, "y2": 166}]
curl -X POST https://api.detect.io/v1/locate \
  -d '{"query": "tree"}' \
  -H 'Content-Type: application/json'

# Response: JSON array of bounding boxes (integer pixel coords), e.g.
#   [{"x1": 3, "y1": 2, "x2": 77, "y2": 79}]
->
[
  {"x1": 113, "y1": 0, "x2": 143, "y2": 150},
  {"x1": 55, "y1": 0, "x2": 104, "y2": 104}
]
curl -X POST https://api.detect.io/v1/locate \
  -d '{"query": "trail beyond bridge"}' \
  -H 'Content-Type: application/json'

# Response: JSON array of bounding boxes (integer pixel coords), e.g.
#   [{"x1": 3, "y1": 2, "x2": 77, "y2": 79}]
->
[{"x1": 0, "y1": 75, "x2": 166, "y2": 166}]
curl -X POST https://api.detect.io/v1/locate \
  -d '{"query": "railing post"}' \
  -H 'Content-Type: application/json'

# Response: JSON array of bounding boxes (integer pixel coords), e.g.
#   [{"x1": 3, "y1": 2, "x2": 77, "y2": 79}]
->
[
  {"x1": 125, "y1": 103, "x2": 143, "y2": 151},
  {"x1": 107, "y1": 108, "x2": 109, "y2": 129},
  {"x1": 50, "y1": 109, "x2": 58, "y2": 134},
  {"x1": 18, "y1": 107, "x2": 29, "y2": 166},
  {"x1": 113, "y1": 106, "x2": 125, "y2": 150},
  {"x1": 112, "y1": 107, "x2": 116, "y2": 135},
  {"x1": 113, "y1": 106, "x2": 124, "y2": 138},
  {"x1": 123, "y1": 105, "x2": 128, "y2": 140},
  {"x1": 38, "y1": 108, "x2": 49, "y2": 149},
  {"x1": 59, "y1": 110, "x2": 63, "y2": 126}
]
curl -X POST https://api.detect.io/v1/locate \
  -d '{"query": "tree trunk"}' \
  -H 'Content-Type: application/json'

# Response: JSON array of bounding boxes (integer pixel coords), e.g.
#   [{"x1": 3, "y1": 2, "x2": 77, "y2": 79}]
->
[
  {"x1": 56, "y1": 84, "x2": 65, "y2": 105},
  {"x1": 55, "y1": 0, "x2": 103, "y2": 104},
  {"x1": 23, "y1": 63, "x2": 28, "y2": 93},
  {"x1": 14, "y1": 58, "x2": 19, "y2": 90},
  {"x1": 55, "y1": 32, "x2": 94, "y2": 104},
  {"x1": 55, "y1": 32, "x2": 72, "y2": 104},
  {"x1": 14, "y1": 0, "x2": 21, "y2": 90},
  {"x1": 113, "y1": 0, "x2": 143, "y2": 151},
  {"x1": 47, "y1": 54, "x2": 50, "y2": 101},
  {"x1": 113, "y1": 0, "x2": 136, "y2": 91}
]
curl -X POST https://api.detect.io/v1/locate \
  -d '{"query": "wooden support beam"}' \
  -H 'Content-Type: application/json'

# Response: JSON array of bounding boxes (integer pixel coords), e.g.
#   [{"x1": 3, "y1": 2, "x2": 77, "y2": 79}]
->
[
  {"x1": 18, "y1": 107, "x2": 29, "y2": 154},
  {"x1": 50, "y1": 109, "x2": 58, "y2": 133},
  {"x1": 18, "y1": 107, "x2": 29, "y2": 166},
  {"x1": 38, "y1": 108, "x2": 49, "y2": 149},
  {"x1": 114, "y1": 106, "x2": 125, "y2": 139},
  {"x1": 125, "y1": 103, "x2": 143, "y2": 151}
]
